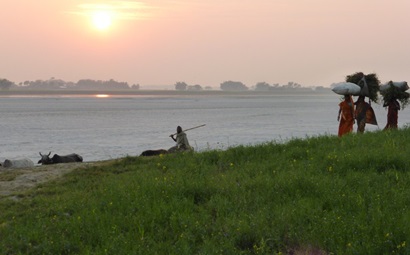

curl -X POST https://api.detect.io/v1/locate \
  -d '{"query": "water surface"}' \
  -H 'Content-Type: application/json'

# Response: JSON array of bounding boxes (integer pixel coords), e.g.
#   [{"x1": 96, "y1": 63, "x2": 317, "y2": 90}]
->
[{"x1": 0, "y1": 93, "x2": 408, "y2": 163}]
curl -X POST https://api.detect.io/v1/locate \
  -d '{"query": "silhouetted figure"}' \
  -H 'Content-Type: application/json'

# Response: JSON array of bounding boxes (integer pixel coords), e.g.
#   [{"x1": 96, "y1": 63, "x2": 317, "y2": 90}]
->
[
  {"x1": 337, "y1": 95, "x2": 355, "y2": 137},
  {"x1": 168, "y1": 126, "x2": 193, "y2": 152},
  {"x1": 383, "y1": 98, "x2": 400, "y2": 130}
]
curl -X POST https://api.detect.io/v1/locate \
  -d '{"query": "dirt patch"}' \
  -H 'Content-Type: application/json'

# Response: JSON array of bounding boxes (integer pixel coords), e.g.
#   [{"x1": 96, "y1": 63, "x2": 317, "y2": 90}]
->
[{"x1": 0, "y1": 162, "x2": 105, "y2": 199}]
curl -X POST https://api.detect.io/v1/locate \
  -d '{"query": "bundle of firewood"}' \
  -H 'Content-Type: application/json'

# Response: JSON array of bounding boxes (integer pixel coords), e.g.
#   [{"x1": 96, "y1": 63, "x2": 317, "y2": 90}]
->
[
  {"x1": 380, "y1": 81, "x2": 409, "y2": 109},
  {"x1": 345, "y1": 72, "x2": 380, "y2": 103}
]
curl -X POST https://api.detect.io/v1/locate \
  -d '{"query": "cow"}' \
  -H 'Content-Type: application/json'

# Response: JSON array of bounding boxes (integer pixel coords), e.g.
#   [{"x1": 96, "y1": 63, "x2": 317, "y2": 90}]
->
[
  {"x1": 38, "y1": 152, "x2": 83, "y2": 165},
  {"x1": 140, "y1": 149, "x2": 168, "y2": 157},
  {"x1": 2, "y1": 158, "x2": 35, "y2": 168}
]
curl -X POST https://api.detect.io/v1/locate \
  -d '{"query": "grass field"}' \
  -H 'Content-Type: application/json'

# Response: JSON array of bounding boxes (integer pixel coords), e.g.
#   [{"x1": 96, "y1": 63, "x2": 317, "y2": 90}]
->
[{"x1": 1, "y1": 128, "x2": 410, "y2": 254}]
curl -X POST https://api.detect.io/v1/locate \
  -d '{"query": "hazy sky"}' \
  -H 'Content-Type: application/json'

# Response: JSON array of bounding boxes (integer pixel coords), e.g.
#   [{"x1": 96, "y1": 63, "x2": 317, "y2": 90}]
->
[{"x1": 1, "y1": 0, "x2": 409, "y2": 88}]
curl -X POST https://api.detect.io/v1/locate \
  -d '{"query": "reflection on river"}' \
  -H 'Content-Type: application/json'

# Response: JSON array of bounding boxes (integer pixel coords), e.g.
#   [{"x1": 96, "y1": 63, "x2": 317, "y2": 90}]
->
[{"x1": 1, "y1": 91, "x2": 409, "y2": 162}]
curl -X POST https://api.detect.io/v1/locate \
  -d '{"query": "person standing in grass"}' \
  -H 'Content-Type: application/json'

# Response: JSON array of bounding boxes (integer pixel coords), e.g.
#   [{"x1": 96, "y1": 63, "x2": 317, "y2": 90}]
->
[
  {"x1": 168, "y1": 126, "x2": 193, "y2": 153},
  {"x1": 337, "y1": 95, "x2": 355, "y2": 137},
  {"x1": 383, "y1": 98, "x2": 400, "y2": 130},
  {"x1": 354, "y1": 96, "x2": 369, "y2": 133}
]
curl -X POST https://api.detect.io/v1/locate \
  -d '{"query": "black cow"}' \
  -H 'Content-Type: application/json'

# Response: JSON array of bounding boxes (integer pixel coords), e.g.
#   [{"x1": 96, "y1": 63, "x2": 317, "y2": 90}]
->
[
  {"x1": 140, "y1": 149, "x2": 168, "y2": 157},
  {"x1": 38, "y1": 152, "x2": 83, "y2": 165}
]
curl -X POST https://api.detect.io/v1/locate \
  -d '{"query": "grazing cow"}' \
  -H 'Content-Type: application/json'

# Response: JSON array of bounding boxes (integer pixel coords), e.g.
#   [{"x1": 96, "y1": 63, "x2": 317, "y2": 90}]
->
[
  {"x1": 2, "y1": 158, "x2": 35, "y2": 168},
  {"x1": 140, "y1": 149, "x2": 168, "y2": 157},
  {"x1": 38, "y1": 152, "x2": 83, "y2": 165}
]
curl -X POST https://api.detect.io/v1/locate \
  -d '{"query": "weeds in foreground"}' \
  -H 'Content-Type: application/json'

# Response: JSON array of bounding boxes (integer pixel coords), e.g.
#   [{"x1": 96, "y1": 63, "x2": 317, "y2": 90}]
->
[{"x1": 1, "y1": 129, "x2": 410, "y2": 254}]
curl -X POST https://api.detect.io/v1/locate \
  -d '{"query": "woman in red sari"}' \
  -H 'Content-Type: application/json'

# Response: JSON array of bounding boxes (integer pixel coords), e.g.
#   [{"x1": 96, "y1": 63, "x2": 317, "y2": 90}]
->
[
  {"x1": 383, "y1": 98, "x2": 400, "y2": 130},
  {"x1": 337, "y1": 95, "x2": 355, "y2": 137}
]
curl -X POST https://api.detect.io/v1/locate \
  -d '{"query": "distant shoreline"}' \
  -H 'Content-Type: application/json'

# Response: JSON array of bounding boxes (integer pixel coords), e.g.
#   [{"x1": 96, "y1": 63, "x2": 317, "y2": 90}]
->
[{"x1": 0, "y1": 88, "x2": 333, "y2": 97}]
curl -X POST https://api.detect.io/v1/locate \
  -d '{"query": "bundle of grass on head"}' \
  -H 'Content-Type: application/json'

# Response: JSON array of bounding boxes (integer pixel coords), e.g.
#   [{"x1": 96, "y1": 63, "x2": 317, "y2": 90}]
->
[
  {"x1": 345, "y1": 72, "x2": 380, "y2": 103},
  {"x1": 380, "y1": 81, "x2": 410, "y2": 109}
]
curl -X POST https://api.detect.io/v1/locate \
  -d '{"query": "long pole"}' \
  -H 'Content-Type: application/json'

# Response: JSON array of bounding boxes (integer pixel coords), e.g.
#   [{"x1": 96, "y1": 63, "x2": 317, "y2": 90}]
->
[{"x1": 170, "y1": 124, "x2": 206, "y2": 136}]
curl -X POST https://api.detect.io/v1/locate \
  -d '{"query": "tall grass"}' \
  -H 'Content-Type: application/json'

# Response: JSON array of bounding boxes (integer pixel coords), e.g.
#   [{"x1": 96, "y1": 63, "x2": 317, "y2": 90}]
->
[{"x1": 1, "y1": 129, "x2": 410, "y2": 254}]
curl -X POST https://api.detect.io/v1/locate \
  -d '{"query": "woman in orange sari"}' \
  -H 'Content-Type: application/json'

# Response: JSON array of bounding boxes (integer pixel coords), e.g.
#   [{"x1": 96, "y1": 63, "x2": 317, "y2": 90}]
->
[{"x1": 337, "y1": 95, "x2": 355, "y2": 137}]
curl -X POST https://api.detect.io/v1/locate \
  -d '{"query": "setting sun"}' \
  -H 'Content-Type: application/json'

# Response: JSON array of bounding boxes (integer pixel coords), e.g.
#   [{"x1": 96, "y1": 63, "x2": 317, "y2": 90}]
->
[{"x1": 92, "y1": 11, "x2": 112, "y2": 30}]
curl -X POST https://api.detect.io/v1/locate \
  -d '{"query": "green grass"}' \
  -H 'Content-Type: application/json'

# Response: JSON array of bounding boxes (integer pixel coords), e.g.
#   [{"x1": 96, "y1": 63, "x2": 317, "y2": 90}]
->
[{"x1": 1, "y1": 129, "x2": 410, "y2": 254}]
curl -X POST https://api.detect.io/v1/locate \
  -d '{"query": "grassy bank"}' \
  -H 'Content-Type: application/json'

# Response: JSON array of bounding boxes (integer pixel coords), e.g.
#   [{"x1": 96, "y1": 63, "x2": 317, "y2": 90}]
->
[{"x1": 1, "y1": 129, "x2": 410, "y2": 254}]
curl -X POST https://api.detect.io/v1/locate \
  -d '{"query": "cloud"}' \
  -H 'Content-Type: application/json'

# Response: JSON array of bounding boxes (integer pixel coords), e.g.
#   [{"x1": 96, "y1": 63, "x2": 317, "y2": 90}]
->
[{"x1": 68, "y1": 1, "x2": 154, "y2": 20}]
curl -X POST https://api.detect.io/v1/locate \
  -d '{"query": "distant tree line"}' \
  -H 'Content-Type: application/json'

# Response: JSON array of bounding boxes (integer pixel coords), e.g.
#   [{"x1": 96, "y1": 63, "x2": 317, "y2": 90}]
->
[
  {"x1": 0, "y1": 77, "x2": 140, "y2": 90},
  {"x1": 0, "y1": 78, "x2": 15, "y2": 90},
  {"x1": 174, "y1": 80, "x2": 326, "y2": 91},
  {"x1": 174, "y1": 82, "x2": 212, "y2": 91},
  {"x1": 1, "y1": 76, "x2": 327, "y2": 92},
  {"x1": 175, "y1": 81, "x2": 250, "y2": 91},
  {"x1": 254, "y1": 81, "x2": 302, "y2": 91},
  {"x1": 220, "y1": 81, "x2": 248, "y2": 91}
]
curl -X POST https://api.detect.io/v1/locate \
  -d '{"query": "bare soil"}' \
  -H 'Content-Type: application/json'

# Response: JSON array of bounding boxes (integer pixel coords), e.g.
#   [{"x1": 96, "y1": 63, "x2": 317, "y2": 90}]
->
[{"x1": 0, "y1": 162, "x2": 101, "y2": 199}]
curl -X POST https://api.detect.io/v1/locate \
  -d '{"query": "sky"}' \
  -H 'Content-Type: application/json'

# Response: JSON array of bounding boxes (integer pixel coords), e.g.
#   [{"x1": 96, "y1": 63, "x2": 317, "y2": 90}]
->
[{"x1": 1, "y1": 0, "x2": 409, "y2": 88}]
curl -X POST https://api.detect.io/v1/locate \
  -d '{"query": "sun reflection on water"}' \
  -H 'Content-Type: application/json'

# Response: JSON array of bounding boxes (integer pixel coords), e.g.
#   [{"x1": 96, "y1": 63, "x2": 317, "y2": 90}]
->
[{"x1": 95, "y1": 94, "x2": 110, "y2": 98}]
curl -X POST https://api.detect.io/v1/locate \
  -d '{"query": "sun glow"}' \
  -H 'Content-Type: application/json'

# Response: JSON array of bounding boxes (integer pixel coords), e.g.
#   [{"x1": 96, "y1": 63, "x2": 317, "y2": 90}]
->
[
  {"x1": 95, "y1": 94, "x2": 110, "y2": 98},
  {"x1": 92, "y1": 11, "x2": 112, "y2": 30},
  {"x1": 71, "y1": 2, "x2": 152, "y2": 34}
]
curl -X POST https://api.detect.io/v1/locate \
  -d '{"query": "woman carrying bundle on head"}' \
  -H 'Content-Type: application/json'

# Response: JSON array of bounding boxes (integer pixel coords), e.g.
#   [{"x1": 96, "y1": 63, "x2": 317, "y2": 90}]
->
[
  {"x1": 383, "y1": 98, "x2": 400, "y2": 130},
  {"x1": 344, "y1": 71, "x2": 380, "y2": 133},
  {"x1": 337, "y1": 95, "x2": 355, "y2": 137},
  {"x1": 354, "y1": 96, "x2": 370, "y2": 133},
  {"x1": 380, "y1": 81, "x2": 409, "y2": 130},
  {"x1": 354, "y1": 96, "x2": 377, "y2": 133}
]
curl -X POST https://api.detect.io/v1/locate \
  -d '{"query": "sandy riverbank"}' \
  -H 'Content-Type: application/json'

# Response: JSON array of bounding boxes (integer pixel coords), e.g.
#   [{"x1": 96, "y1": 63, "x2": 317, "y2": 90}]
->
[{"x1": 0, "y1": 161, "x2": 109, "y2": 199}]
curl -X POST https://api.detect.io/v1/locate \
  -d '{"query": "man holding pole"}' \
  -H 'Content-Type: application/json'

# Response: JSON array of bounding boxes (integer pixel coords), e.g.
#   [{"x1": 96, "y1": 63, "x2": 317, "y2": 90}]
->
[{"x1": 168, "y1": 126, "x2": 193, "y2": 153}]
